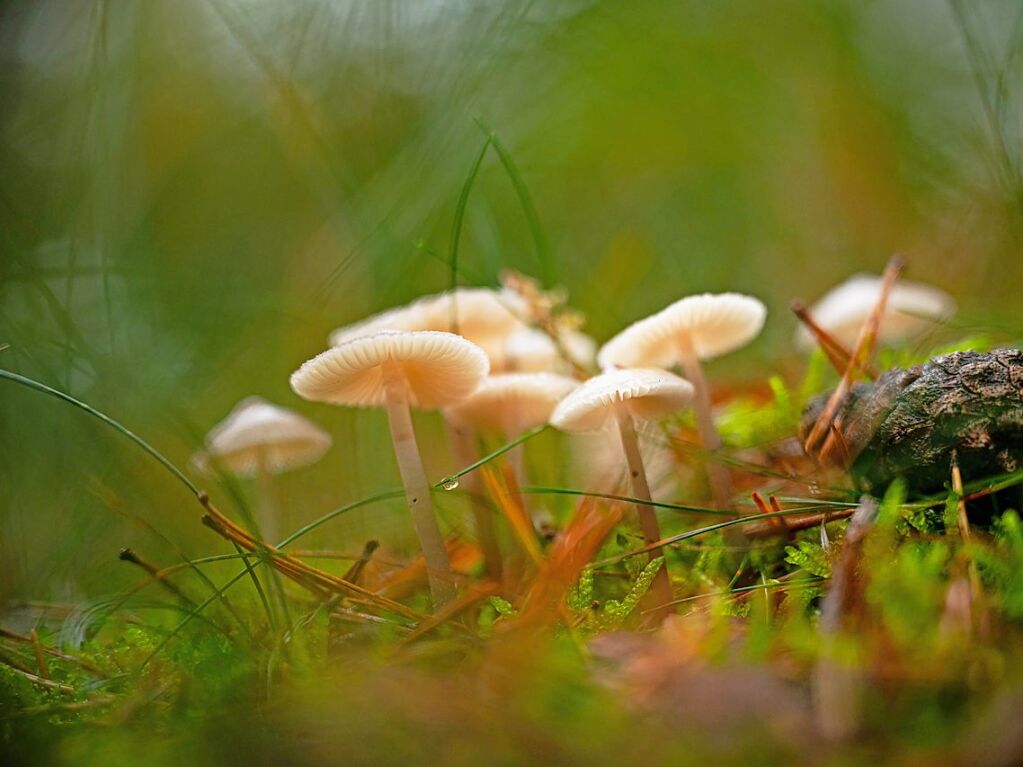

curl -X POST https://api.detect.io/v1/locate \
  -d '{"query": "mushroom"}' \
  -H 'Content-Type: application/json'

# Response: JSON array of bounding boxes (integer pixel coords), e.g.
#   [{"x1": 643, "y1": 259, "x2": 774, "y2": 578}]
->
[
  {"x1": 328, "y1": 287, "x2": 528, "y2": 353},
  {"x1": 597, "y1": 293, "x2": 766, "y2": 507},
  {"x1": 445, "y1": 372, "x2": 578, "y2": 452},
  {"x1": 290, "y1": 330, "x2": 489, "y2": 609},
  {"x1": 444, "y1": 372, "x2": 577, "y2": 574},
  {"x1": 795, "y1": 273, "x2": 956, "y2": 351},
  {"x1": 194, "y1": 397, "x2": 332, "y2": 543},
  {"x1": 549, "y1": 368, "x2": 695, "y2": 619},
  {"x1": 500, "y1": 328, "x2": 597, "y2": 374}
]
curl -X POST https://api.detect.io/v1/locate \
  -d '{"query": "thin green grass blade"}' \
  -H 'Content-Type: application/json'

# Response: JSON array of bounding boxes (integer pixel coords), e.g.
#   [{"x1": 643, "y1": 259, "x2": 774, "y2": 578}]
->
[
  {"x1": 435, "y1": 425, "x2": 548, "y2": 488},
  {"x1": 0, "y1": 369, "x2": 198, "y2": 494},
  {"x1": 597, "y1": 507, "x2": 851, "y2": 565},
  {"x1": 519, "y1": 486, "x2": 734, "y2": 515},
  {"x1": 0, "y1": 369, "x2": 267, "y2": 632},
  {"x1": 140, "y1": 568, "x2": 254, "y2": 670},
  {"x1": 448, "y1": 135, "x2": 492, "y2": 295},
  {"x1": 474, "y1": 117, "x2": 555, "y2": 286}
]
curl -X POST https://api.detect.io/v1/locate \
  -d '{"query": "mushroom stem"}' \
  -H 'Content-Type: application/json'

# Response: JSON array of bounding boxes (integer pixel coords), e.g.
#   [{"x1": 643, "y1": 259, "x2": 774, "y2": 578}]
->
[
  {"x1": 614, "y1": 406, "x2": 675, "y2": 622},
  {"x1": 448, "y1": 422, "x2": 503, "y2": 582},
  {"x1": 381, "y1": 360, "x2": 457, "y2": 608},
  {"x1": 677, "y1": 340, "x2": 732, "y2": 509},
  {"x1": 255, "y1": 450, "x2": 278, "y2": 544},
  {"x1": 502, "y1": 413, "x2": 527, "y2": 489}
]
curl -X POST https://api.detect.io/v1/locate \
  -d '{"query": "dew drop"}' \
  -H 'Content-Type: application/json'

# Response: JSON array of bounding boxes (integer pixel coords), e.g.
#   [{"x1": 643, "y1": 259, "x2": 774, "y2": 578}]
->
[{"x1": 442, "y1": 479, "x2": 459, "y2": 491}]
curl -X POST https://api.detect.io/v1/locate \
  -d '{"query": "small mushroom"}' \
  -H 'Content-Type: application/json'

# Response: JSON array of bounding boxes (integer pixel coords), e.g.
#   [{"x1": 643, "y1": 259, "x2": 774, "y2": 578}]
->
[
  {"x1": 444, "y1": 372, "x2": 578, "y2": 572},
  {"x1": 194, "y1": 397, "x2": 332, "y2": 543},
  {"x1": 290, "y1": 330, "x2": 489, "y2": 609},
  {"x1": 328, "y1": 287, "x2": 528, "y2": 352},
  {"x1": 597, "y1": 293, "x2": 766, "y2": 507},
  {"x1": 795, "y1": 273, "x2": 956, "y2": 351},
  {"x1": 445, "y1": 372, "x2": 578, "y2": 448},
  {"x1": 500, "y1": 328, "x2": 597, "y2": 374},
  {"x1": 549, "y1": 368, "x2": 695, "y2": 620}
]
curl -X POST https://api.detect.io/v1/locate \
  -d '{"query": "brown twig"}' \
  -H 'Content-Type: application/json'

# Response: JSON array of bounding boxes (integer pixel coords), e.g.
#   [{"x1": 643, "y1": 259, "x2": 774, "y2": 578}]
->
[
  {"x1": 342, "y1": 540, "x2": 380, "y2": 585},
  {"x1": 394, "y1": 583, "x2": 502, "y2": 648},
  {"x1": 752, "y1": 492, "x2": 788, "y2": 532},
  {"x1": 949, "y1": 451, "x2": 986, "y2": 632},
  {"x1": 0, "y1": 628, "x2": 107, "y2": 677},
  {"x1": 6, "y1": 665, "x2": 74, "y2": 695},
  {"x1": 0, "y1": 695, "x2": 116, "y2": 720},
  {"x1": 793, "y1": 302, "x2": 852, "y2": 375},
  {"x1": 29, "y1": 629, "x2": 48, "y2": 679},
  {"x1": 744, "y1": 507, "x2": 857, "y2": 539},
  {"x1": 804, "y1": 256, "x2": 904, "y2": 463},
  {"x1": 119, "y1": 547, "x2": 197, "y2": 608},
  {"x1": 197, "y1": 492, "x2": 424, "y2": 621}
]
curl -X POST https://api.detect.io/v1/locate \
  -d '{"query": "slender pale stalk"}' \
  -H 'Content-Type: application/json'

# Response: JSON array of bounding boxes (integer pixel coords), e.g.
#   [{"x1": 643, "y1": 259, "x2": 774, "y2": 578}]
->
[
  {"x1": 381, "y1": 360, "x2": 456, "y2": 609},
  {"x1": 677, "y1": 337, "x2": 732, "y2": 509},
  {"x1": 254, "y1": 449, "x2": 278, "y2": 544},
  {"x1": 502, "y1": 411, "x2": 552, "y2": 533},
  {"x1": 502, "y1": 411, "x2": 526, "y2": 488},
  {"x1": 448, "y1": 422, "x2": 503, "y2": 581},
  {"x1": 614, "y1": 406, "x2": 674, "y2": 621}
]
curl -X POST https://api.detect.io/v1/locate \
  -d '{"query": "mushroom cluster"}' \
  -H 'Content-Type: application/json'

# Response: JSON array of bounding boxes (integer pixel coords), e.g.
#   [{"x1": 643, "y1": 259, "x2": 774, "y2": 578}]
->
[
  {"x1": 289, "y1": 278, "x2": 590, "y2": 607},
  {"x1": 194, "y1": 266, "x2": 953, "y2": 617}
]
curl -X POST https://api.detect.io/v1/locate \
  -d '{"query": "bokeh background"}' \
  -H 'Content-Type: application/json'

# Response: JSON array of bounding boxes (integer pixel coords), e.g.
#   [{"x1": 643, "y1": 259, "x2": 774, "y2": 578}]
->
[{"x1": 2, "y1": 0, "x2": 1022, "y2": 601}]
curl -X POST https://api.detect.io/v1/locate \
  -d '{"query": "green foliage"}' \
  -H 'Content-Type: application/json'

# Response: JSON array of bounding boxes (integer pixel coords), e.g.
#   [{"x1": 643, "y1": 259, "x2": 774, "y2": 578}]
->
[
  {"x1": 978, "y1": 511, "x2": 1023, "y2": 619},
  {"x1": 784, "y1": 539, "x2": 832, "y2": 578},
  {"x1": 570, "y1": 558, "x2": 665, "y2": 631},
  {"x1": 717, "y1": 376, "x2": 801, "y2": 448},
  {"x1": 488, "y1": 596, "x2": 517, "y2": 617},
  {"x1": 567, "y1": 566, "x2": 596, "y2": 612}
]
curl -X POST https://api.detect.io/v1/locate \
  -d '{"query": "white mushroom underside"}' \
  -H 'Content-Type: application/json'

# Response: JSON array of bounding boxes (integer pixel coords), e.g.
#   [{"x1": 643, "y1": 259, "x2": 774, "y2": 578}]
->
[
  {"x1": 549, "y1": 368, "x2": 694, "y2": 432},
  {"x1": 328, "y1": 288, "x2": 528, "y2": 349},
  {"x1": 444, "y1": 372, "x2": 578, "y2": 432},
  {"x1": 498, "y1": 328, "x2": 597, "y2": 373},
  {"x1": 200, "y1": 397, "x2": 332, "y2": 476},
  {"x1": 795, "y1": 274, "x2": 956, "y2": 350},
  {"x1": 598, "y1": 293, "x2": 767, "y2": 369},
  {"x1": 291, "y1": 330, "x2": 490, "y2": 409}
]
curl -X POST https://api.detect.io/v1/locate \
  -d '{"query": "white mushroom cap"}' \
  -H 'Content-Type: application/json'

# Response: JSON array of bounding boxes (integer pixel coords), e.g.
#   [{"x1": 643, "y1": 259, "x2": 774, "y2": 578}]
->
[
  {"x1": 549, "y1": 368, "x2": 694, "y2": 432},
  {"x1": 501, "y1": 328, "x2": 559, "y2": 372},
  {"x1": 795, "y1": 273, "x2": 956, "y2": 350},
  {"x1": 498, "y1": 328, "x2": 596, "y2": 373},
  {"x1": 197, "y1": 396, "x2": 332, "y2": 476},
  {"x1": 414, "y1": 287, "x2": 528, "y2": 342},
  {"x1": 291, "y1": 330, "x2": 489, "y2": 410},
  {"x1": 328, "y1": 288, "x2": 528, "y2": 349},
  {"x1": 597, "y1": 293, "x2": 767, "y2": 370},
  {"x1": 561, "y1": 329, "x2": 598, "y2": 370},
  {"x1": 328, "y1": 304, "x2": 425, "y2": 348},
  {"x1": 444, "y1": 373, "x2": 578, "y2": 432}
]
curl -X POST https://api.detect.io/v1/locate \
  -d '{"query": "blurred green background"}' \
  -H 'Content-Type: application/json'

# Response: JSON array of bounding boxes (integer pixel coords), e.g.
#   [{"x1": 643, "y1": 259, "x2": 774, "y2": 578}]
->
[{"x1": 2, "y1": 0, "x2": 1022, "y2": 601}]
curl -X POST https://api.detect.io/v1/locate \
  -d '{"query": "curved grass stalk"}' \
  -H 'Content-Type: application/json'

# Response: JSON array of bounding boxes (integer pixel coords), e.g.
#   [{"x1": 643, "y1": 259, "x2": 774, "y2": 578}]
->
[
  {"x1": 519, "y1": 486, "x2": 734, "y2": 515},
  {"x1": 449, "y1": 134, "x2": 493, "y2": 300},
  {"x1": 0, "y1": 369, "x2": 197, "y2": 493},
  {"x1": 474, "y1": 117, "x2": 555, "y2": 287},
  {"x1": 0, "y1": 369, "x2": 255, "y2": 633},
  {"x1": 435, "y1": 425, "x2": 547, "y2": 489},
  {"x1": 596, "y1": 507, "x2": 854, "y2": 566}
]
